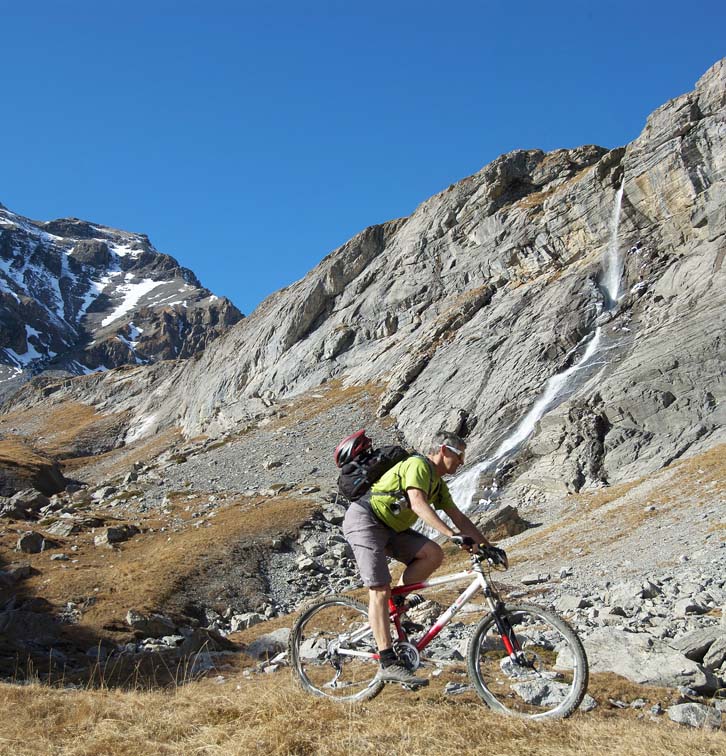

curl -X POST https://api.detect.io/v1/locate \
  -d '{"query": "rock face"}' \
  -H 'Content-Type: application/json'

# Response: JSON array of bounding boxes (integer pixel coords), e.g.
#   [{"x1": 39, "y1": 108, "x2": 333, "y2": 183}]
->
[
  {"x1": 142, "y1": 58, "x2": 724, "y2": 498},
  {"x1": 3, "y1": 60, "x2": 725, "y2": 511},
  {"x1": 0, "y1": 208, "x2": 242, "y2": 400}
]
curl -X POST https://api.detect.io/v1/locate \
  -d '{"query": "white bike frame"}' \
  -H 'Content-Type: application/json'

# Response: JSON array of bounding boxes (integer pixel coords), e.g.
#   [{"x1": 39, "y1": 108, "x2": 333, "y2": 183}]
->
[{"x1": 335, "y1": 565, "x2": 499, "y2": 659}]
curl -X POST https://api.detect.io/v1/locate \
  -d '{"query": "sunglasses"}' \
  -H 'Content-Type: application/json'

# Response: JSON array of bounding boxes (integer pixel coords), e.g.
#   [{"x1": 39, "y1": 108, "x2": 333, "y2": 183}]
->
[{"x1": 443, "y1": 444, "x2": 465, "y2": 462}]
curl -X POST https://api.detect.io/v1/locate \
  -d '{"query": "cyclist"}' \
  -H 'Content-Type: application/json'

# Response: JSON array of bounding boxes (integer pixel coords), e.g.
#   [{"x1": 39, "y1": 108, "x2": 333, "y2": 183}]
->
[{"x1": 342, "y1": 430, "x2": 497, "y2": 687}]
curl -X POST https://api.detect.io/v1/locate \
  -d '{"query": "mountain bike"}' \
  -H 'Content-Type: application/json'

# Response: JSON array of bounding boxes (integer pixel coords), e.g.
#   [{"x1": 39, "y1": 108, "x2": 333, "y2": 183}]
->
[{"x1": 289, "y1": 545, "x2": 589, "y2": 719}]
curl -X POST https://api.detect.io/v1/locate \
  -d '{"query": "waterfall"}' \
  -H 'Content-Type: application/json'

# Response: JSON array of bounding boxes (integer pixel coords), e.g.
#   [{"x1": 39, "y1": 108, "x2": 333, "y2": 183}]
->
[
  {"x1": 449, "y1": 328, "x2": 602, "y2": 513},
  {"x1": 601, "y1": 183, "x2": 625, "y2": 304},
  {"x1": 442, "y1": 182, "x2": 627, "y2": 518}
]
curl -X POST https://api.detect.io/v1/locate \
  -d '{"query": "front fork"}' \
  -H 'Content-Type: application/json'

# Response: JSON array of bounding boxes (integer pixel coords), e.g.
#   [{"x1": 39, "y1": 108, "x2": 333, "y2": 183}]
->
[{"x1": 490, "y1": 602, "x2": 523, "y2": 657}]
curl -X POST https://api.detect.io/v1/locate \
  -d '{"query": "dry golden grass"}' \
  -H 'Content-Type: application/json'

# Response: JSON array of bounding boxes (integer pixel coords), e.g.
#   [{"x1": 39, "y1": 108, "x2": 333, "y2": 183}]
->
[
  {"x1": 0, "y1": 437, "x2": 55, "y2": 469},
  {"x1": 0, "y1": 673, "x2": 723, "y2": 756}
]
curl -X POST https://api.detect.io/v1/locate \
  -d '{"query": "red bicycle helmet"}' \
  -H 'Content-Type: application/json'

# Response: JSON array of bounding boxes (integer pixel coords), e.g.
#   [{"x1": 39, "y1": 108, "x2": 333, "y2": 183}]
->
[{"x1": 334, "y1": 429, "x2": 372, "y2": 468}]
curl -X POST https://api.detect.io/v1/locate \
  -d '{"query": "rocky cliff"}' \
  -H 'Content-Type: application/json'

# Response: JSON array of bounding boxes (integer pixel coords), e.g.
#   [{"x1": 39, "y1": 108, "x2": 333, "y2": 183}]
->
[
  {"x1": 0, "y1": 207, "x2": 242, "y2": 400},
  {"x1": 3, "y1": 60, "x2": 725, "y2": 508}
]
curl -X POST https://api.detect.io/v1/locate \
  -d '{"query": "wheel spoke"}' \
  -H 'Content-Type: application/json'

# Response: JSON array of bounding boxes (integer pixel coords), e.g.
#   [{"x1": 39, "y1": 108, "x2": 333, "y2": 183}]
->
[
  {"x1": 467, "y1": 603, "x2": 588, "y2": 719},
  {"x1": 290, "y1": 597, "x2": 383, "y2": 702}
]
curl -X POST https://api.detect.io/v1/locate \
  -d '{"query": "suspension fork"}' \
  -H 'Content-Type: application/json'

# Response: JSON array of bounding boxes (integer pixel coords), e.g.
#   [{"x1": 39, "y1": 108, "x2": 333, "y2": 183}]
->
[
  {"x1": 490, "y1": 604, "x2": 522, "y2": 656},
  {"x1": 479, "y1": 574, "x2": 523, "y2": 658}
]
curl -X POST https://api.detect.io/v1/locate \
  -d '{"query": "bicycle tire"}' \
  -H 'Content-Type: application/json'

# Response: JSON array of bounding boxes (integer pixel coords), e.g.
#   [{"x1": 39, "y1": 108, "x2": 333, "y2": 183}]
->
[
  {"x1": 466, "y1": 602, "x2": 589, "y2": 719},
  {"x1": 288, "y1": 593, "x2": 384, "y2": 703}
]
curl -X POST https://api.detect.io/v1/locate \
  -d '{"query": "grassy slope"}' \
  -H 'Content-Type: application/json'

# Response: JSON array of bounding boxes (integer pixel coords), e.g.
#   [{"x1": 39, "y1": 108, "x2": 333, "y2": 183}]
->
[{"x1": 0, "y1": 675, "x2": 723, "y2": 756}]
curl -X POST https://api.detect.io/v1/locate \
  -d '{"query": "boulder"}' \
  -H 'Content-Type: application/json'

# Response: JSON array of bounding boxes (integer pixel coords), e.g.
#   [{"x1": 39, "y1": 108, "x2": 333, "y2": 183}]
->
[
  {"x1": 668, "y1": 628, "x2": 721, "y2": 662},
  {"x1": 126, "y1": 610, "x2": 177, "y2": 637},
  {"x1": 46, "y1": 519, "x2": 80, "y2": 537},
  {"x1": 321, "y1": 503, "x2": 346, "y2": 525},
  {"x1": 179, "y1": 627, "x2": 234, "y2": 656},
  {"x1": 473, "y1": 505, "x2": 531, "y2": 540},
  {"x1": 703, "y1": 635, "x2": 726, "y2": 671},
  {"x1": 16, "y1": 531, "x2": 49, "y2": 554},
  {"x1": 0, "y1": 562, "x2": 32, "y2": 586},
  {"x1": 245, "y1": 628, "x2": 290, "y2": 660},
  {"x1": 667, "y1": 703, "x2": 722, "y2": 730},
  {"x1": 575, "y1": 627, "x2": 719, "y2": 693},
  {"x1": 0, "y1": 441, "x2": 67, "y2": 497},
  {"x1": 0, "y1": 609, "x2": 60, "y2": 647},
  {"x1": 230, "y1": 612, "x2": 266, "y2": 632},
  {"x1": 94, "y1": 525, "x2": 140, "y2": 546},
  {"x1": 556, "y1": 595, "x2": 593, "y2": 613}
]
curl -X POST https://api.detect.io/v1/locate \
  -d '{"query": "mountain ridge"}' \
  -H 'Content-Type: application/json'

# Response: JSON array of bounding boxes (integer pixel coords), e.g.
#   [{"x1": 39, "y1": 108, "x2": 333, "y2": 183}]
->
[{"x1": 0, "y1": 205, "x2": 243, "y2": 399}]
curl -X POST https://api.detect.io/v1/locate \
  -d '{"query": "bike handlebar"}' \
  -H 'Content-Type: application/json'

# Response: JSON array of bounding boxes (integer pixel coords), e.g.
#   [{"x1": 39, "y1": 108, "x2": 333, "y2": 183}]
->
[
  {"x1": 476, "y1": 545, "x2": 509, "y2": 570},
  {"x1": 449, "y1": 535, "x2": 508, "y2": 569}
]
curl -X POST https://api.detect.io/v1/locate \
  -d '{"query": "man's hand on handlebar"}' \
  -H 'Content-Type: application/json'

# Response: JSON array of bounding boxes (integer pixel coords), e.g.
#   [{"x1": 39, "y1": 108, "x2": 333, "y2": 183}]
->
[
  {"x1": 486, "y1": 545, "x2": 509, "y2": 569},
  {"x1": 449, "y1": 534, "x2": 478, "y2": 551},
  {"x1": 450, "y1": 536, "x2": 509, "y2": 569}
]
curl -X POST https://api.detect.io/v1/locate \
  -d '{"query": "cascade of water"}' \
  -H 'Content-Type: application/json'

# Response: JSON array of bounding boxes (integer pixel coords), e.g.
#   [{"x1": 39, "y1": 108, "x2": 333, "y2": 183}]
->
[
  {"x1": 443, "y1": 183, "x2": 626, "y2": 519},
  {"x1": 601, "y1": 183, "x2": 625, "y2": 304},
  {"x1": 449, "y1": 328, "x2": 603, "y2": 514}
]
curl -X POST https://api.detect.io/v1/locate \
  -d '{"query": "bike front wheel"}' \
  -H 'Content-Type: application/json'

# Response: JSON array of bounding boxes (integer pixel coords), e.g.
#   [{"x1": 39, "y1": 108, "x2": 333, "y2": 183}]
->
[
  {"x1": 288, "y1": 594, "x2": 384, "y2": 703},
  {"x1": 467, "y1": 602, "x2": 589, "y2": 719}
]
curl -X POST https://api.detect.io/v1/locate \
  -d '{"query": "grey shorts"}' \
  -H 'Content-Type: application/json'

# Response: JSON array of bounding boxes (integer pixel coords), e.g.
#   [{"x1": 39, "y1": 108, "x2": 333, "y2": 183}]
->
[{"x1": 342, "y1": 496, "x2": 432, "y2": 587}]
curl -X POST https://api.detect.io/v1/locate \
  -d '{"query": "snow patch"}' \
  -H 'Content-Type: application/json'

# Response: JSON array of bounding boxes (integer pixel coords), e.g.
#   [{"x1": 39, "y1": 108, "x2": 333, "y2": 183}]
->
[{"x1": 101, "y1": 277, "x2": 162, "y2": 327}]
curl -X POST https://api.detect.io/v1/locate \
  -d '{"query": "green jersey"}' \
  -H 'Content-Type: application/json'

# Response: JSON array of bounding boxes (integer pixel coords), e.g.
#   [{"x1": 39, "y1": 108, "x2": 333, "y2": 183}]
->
[{"x1": 370, "y1": 455, "x2": 455, "y2": 532}]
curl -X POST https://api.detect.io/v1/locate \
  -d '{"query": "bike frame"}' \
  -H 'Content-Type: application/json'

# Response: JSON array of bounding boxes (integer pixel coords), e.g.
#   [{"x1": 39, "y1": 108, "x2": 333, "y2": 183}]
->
[{"x1": 334, "y1": 559, "x2": 522, "y2": 661}]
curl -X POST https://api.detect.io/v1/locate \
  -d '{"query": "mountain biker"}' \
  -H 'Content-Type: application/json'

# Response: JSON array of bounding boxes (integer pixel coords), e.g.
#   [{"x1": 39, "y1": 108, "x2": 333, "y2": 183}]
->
[{"x1": 342, "y1": 430, "x2": 496, "y2": 687}]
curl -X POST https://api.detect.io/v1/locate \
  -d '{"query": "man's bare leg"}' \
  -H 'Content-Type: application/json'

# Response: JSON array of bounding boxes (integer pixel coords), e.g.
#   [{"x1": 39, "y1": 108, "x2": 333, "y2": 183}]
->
[
  {"x1": 368, "y1": 584, "x2": 392, "y2": 650},
  {"x1": 399, "y1": 540, "x2": 443, "y2": 585}
]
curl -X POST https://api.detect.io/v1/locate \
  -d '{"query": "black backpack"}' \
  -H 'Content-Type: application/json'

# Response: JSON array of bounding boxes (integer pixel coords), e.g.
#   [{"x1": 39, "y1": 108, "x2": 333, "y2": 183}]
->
[{"x1": 337, "y1": 444, "x2": 410, "y2": 502}]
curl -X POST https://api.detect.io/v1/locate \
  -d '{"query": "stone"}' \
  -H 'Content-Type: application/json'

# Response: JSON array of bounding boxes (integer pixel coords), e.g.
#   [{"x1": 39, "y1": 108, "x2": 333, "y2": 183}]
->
[
  {"x1": 512, "y1": 679, "x2": 596, "y2": 713},
  {"x1": 702, "y1": 635, "x2": 726, "y2": 670},
  {"x1": 321, "y1": 503, "x2": 346, "y2": 525},
  {"x1": 576, "y1": 627, "x2": 719, "y2": 693},
  {"x1": 0, "y1": 609, "x2": 60, "y2": 647},
  {"x1": 92, "y1": 486, "x2": 118, "y2": 501},
  {"x1": 0, "y1": 562, "x2": 32, "y2": 585},
  {"x1": 674, "y1": 598, "x2": 708, "y2": 616},
  {"x1": 16, "y1": 531, "x2": 47, "y2": 553},
  {"x1": 302, "y1": 540, "x2": 325, "y2": 557},
  {"x1": 666, "y1": 703, "x2": 721, "y2": 730},
  {"x1": 245, "y1": 628, "x2": 290, "y2": 660},
  {"x1": 179, "y1": 628, "x2": 234, "y2": 656},
  {"x1": 668, "y1": 628, "x2": 721, "y2": 662},
  {"x1": 556, "y1": 595, "x2": 593, "y2": 612},
  {"x1": 296, "y1": 556, "x2": 318, "y2": 572},
  {"x1": 46, "y1": 520, "x2": 79, "y2": 537},
  {"x1": 230, "y1": 612, "x2": 266, "y2": 632},
  {"x1": 521, "y1": 574, "x2": 551, "y2": 586},
  {"x1": 126, "y1": 610, "x2": 177, "y2": 637},
  {"x1": 472, "y1": 504, "x2": 532, "y2": 540},
  {"x1": 94, "y1": 525, "x2": 140, "y2": 546}
]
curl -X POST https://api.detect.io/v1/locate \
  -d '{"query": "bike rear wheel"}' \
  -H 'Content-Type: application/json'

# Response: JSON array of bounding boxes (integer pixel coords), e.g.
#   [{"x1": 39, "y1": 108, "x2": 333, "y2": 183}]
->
[
  {"x1": 467, "y1": 602, "x2": 588, "y2": 719},
  {"x1": 288, "y1": 594, "x2": 384, "y2": 702}
]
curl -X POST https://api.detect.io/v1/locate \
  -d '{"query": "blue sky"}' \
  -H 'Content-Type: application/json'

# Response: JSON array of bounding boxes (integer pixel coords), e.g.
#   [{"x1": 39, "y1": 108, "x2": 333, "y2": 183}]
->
[{"x1": 2, "y1": 1, "x2": 724, "y2": 315}]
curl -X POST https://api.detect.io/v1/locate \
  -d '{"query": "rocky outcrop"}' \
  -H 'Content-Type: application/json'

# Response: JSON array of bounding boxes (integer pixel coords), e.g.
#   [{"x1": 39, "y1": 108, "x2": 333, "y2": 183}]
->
[{"x1": 136, "y1": 58, "x2": 724, "y2": 504}]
